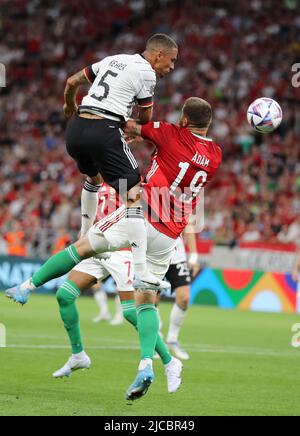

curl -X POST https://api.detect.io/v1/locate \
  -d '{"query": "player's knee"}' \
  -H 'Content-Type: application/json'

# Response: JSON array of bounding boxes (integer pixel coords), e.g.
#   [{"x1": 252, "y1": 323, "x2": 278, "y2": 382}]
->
[
  {"x1": 86, "y1": 174, "x2": 102, "y2": 185},
  {"x1": 177, "y1": 294, "x2": 189, "y2": 311},
  {"x1": 123, "y1": 310, "x2": 137, "y2": 328},
  {"x1": 127, "y1": 184, "x2": 141, "y2": 206},
  {"x1": 56, "y1": 288, "x2": 75, "y2": 307}
]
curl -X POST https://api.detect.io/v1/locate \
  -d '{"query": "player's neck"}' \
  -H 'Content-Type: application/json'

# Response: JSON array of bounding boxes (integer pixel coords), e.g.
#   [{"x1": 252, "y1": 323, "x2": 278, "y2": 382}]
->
[
  {"x1": 141, "y1": 51, "x2": 155, "y2": 68},
  {"x1": 188, "y1": 127, "x2": 208, "y2": 137}
]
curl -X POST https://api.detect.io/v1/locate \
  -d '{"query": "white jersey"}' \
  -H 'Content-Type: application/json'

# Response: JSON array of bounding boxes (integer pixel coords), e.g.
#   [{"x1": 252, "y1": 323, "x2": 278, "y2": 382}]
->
[
  {"x1": 170, "y1": 237, "x2": 188, "y2": 265},
  {"x1": 81, "y1": 54, "x2": 156, "y2": 121}
]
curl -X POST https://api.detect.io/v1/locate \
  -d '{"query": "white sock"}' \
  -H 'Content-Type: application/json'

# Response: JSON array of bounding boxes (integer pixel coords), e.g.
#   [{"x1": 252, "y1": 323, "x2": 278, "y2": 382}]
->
[
  {"x1": 126, "y1": 207, "x2": 148, "y2": 276},
  {"x1": 114, "y1": 295, "x2": 123, "y2": 319},
  {"x1": 138, "y1": 358, "x2": 153, "y2": 371},
  {"x1": 167, "y1": 304, "x2": 187, "y2": 343},
  {"x1": 72, "y1": 351, "x2": 86, "y2": 360},
  {"x1": 156, "y1": 307, "x2": 163, "y2": 332},
  {"x1": 94, "y1": 289, "x2": 110, "y2": 316},
  {"x1": 20, "y1": 278, "x2": 36, "y2": 292},
  {"x1": 80, "y1": 180, "x2": 101, "y2": 237},
  {"x1": 164, "y1": 357, "x2": 176, "y2": 369}
]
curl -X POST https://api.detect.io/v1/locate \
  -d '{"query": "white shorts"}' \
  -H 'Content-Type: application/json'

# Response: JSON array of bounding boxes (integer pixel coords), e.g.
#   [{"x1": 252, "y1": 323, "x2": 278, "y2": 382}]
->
[
  {"x1": 170, "y1": 237, "x2": 187, "y2": 265},
  {"x1": 73, "y1": 250, "x2": 134, "y2": 292},
  {"x1": 87, "y1": 210, "x2": 178, "y2": 281}
]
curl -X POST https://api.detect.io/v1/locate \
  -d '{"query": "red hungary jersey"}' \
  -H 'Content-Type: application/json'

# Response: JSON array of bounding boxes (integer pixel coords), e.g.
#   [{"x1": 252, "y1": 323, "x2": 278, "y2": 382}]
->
[
  {"x1": 96, "y1": 183, "x2": 130, "y2": 252},
  {"x1": 96, "y1": 183, "x2": 123, "y2": 222},
  {"x1": 141, "y1": 121, "x2": 222, "y2": 239}
]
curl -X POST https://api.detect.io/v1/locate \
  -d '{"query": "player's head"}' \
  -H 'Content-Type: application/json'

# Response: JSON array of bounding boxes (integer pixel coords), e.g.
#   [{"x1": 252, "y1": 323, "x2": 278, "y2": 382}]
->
[
  {"x1": 144, "y1": 34, "x2": 178, "y2": 78},
  {"x1": 180, "y1": 97, "x2": 212, "y2": 132}
]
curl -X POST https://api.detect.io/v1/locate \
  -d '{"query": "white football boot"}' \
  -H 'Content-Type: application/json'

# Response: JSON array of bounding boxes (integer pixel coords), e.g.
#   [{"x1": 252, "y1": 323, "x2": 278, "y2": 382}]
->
[
  {"x1": 110, "y1": 314, "x2": 124, "y2": 326},
  {"x1": 165, "y1": 357, "x2": 183, "y2": 393},
  {"x1": 92, "y1": 312, "x2": 112, "y2": 323},
  {"x1": 133, "y1": 272, "x2": 171, "y2": 293},
  {"x1": 53, "y1": 353, "x2": 91, "y2": 378},
  {"x1": 168, "y1": 342, "x2": 190, "y2": 360}
]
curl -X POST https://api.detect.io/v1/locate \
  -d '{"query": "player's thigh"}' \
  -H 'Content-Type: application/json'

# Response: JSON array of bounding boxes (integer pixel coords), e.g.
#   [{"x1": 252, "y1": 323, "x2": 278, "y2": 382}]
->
[
  {"x1": 87, "y1": 214, "x2": 129, "y2": 253},
  {"x1": 166, "y1": 262, "x2": 191, "y2": 291},
  {"x1": 146, "y1": 222, "x2": 178, "y2": 280},
  {"x1": 67, "y1": 270, "x2": 97, "y2": 292},
  {"x1": 65, "y1": 116, "x2": 99, "y2": 177},
  {"x1": 165, "y1": 263, "x2": 191, "y2": 307},
  {"x1": 89, "y1": 123, "x2": 140, "y2": 193},
  {"x1": 118, "y1": 291, "x2": 135, "y2": 302},
  {"x1": 72, "y1": 258, "x2": 109, "y2": 290}
]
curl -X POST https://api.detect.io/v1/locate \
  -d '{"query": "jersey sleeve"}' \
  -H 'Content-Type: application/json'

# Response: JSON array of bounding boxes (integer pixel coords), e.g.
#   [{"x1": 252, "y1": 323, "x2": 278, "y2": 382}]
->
[
  {"x1": 141, "y1": 121, "x2": 173, "y2": 148},
  {"x1": 84, "y1": 60, "x2": 104, "y2": 84},
  {"x1": 134, "y1": 69, "x2": 156, "y2": 108}
]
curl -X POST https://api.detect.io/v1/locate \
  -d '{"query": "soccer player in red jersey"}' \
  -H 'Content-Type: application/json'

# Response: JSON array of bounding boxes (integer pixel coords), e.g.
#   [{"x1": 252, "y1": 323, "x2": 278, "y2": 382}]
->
[
  {"x1": 6, "y1": 97, "x2": 222, "y2": 401},
  {"x1": 52, "y1": 182, "x2": 181, "y2": 394}
]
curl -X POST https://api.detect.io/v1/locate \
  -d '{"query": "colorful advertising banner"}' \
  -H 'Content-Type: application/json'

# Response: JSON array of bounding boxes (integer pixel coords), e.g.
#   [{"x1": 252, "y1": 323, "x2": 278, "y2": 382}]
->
[
  {"x1": 1, "y1": 256, "x2": 300, "y2": 313},
  {"x1": 191, "y1": 268, "x2": 300, "y2": 313}
]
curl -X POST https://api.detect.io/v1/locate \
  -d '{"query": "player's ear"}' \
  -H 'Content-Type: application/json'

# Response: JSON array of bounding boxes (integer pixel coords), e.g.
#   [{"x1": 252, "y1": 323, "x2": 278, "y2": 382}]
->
[
  {"x1": 157, "y1": 49, "x2": 164, "y2": 60},
  {"x1": 180, "y1": 115, "x2": 188, "y2": 127}
]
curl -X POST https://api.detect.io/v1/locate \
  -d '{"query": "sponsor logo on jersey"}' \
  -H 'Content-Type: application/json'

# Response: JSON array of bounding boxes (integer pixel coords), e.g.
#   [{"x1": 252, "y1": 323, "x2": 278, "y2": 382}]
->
[{"x1": 109, "y1": 60, "x2": 127, "y2": 71}]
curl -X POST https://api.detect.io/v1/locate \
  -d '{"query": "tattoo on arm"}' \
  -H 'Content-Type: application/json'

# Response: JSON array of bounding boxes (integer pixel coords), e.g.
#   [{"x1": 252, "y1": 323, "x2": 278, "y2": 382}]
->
[
  {"x1": 138, "y1": 105, "x2": 153, "y2": 124},
  {"x1": 132, "y1": 124, "x2": 142, "y2": 136}
]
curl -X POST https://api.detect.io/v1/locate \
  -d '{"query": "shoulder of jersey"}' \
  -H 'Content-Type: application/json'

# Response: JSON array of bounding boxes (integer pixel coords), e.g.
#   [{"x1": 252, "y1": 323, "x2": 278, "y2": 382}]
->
[{"x1": 131, "y1": 54, "x2": 156, "y2": 73}]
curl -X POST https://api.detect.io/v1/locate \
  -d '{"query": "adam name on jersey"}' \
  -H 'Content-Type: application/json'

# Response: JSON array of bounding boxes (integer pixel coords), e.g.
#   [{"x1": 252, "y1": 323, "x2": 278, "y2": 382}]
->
[{"x1": 192, "y1": 152, "x2": 210, "y2": 168}]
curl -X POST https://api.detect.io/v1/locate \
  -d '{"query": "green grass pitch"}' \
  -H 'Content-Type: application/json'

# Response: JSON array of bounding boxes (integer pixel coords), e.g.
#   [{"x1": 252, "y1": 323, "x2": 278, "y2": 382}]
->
[{"x1": 1, "y1": 293, "x2": 300, "y2": 416}]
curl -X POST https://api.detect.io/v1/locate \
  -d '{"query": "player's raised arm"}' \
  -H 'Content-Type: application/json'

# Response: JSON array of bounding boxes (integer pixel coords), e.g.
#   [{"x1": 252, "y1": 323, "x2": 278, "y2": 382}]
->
[
  {"x1": 138, "y1": 105, "x2": 154, "y2": 125},
  {"x1": 63, "y1": 69, "x2": 90, "y2": 117}
]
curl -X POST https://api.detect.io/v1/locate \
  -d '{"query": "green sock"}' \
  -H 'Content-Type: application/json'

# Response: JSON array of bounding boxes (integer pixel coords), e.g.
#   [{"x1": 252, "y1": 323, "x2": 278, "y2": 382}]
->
[
  {"x1": 32, "y1": 245, "x2": 82, "y2": 287},
  {"x1": 56, "y1": 280, "x2": 83, "y2": 354},
  {"x1": 122, "y1": 300, "x2": 172, "y2": 364},
  {"x1": 136, "y1": 303, "x2": 159, "y2": 361}
]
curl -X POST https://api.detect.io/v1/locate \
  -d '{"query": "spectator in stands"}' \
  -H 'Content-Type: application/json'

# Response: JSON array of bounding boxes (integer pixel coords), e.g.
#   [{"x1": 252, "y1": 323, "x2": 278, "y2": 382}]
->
[
  {"x1": 4, "y1": 221, "x2": 27, "y2": 257},
  {"x1": 1, "y1": 0, "x2": 299, "y2": 256}
]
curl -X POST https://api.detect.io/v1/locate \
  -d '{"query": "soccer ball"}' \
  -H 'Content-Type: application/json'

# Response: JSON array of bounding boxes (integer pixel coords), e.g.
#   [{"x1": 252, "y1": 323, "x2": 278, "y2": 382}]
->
[{"x1": 247, "y1": 97, "x2": 282, "y2": 133}]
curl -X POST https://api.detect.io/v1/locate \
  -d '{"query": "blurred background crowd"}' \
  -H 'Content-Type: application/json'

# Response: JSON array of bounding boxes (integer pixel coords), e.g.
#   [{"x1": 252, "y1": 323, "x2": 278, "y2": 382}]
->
[{"x1": 1, "y1": 0, "x2": 300, "y2": 257}]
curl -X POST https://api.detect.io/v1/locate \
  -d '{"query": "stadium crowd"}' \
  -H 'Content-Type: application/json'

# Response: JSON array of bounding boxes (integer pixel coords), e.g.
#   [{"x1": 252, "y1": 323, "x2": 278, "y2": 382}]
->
[{"x1": 1, "y1": 0, "x2": 300, "y2": 257}]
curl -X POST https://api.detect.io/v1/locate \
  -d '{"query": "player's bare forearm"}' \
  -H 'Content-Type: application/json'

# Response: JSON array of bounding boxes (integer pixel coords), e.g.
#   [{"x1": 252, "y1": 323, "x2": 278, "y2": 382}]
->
[
  {"x1": 138, "y1": 105, "x2": 153, "y2": 124},
  {"x1": 184, "y1": 227, "x2": 201, "y2": 277},
  {"x1": 64, "y1": 69, "x2": 89, "y2": 117},
  {"x1": 184, "y1": 226, "x2": 197, "y2": 253}
]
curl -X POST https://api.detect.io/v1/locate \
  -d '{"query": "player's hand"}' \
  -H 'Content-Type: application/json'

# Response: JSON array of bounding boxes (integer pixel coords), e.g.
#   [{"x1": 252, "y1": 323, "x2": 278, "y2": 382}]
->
[
  {"x1": 190, "y1": 263, "x2": 201, "y2": 278},
  {"x1": 124, "y1": 119, "x2": 142, "y2": 137},
  {"x1": 63, "y1": 103, "x2": 78, "y2": 118},
  {"x1": 188, "y1": 253, "x2": 201, "y2": 278},
  {"x1": 292, "y1": 255, "x2": 300, "y2": 282},
  {"x1": 125, "y1": 135, "x2": 144, "y2": 145}
]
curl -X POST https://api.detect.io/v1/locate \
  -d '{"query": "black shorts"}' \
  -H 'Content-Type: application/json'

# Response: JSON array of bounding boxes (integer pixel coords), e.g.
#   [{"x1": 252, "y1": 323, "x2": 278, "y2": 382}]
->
[
  {"x1": 65, "y1": 116, "x2": 140, "y2": 192},
  {"x1": 165, "y1": 262, "x2": 191, "y2": 292}
]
